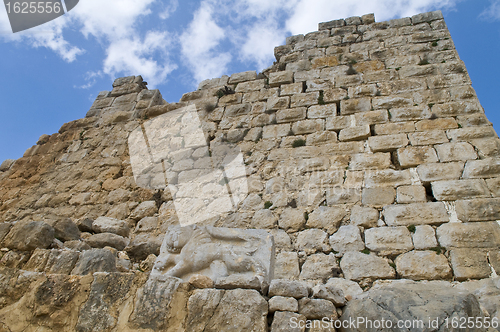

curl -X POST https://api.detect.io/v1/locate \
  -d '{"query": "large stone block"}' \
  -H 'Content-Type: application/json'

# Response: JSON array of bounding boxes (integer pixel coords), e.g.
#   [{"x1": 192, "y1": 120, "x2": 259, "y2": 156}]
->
[
  {"x1": 274, "y1": 252, "x2": 300, "y2": 280},
  {"x1": 92, "y1": 217, "x2": 130, "y2": 237},
  {"x1": 397, "y1": 146, "x2": 439, "y2": 168},
  {"x1": 341, "y1": 281, "x2": 485, "y2": 327},
  {"x1": 395, "y1": 250, "x2": 452, "y2": 280},
  {"x1": 449, "y1": 249, "x2": 491, "y2": 281},
  {"x1": 269, "y1": 279, "x2": 310, "y2": 299},
  {"x1": 364, "y1": 169, "x2": 412, "y2": 188},
  {"x1": 431, "y1": 179, "x2": 490, "y2": 201},
  {"x1": 276, "y1": 108, "x2": 306, "y2": 123},
  {"x1": 269, "y1": 296, "x2": 299, "y2": 312},
  {"x1": 71, "y1": 249, "x2": 117, "y2": 275},
  {"x1": 361, "y1": 187, "x2": 395, "y2": 207},
  {"x1": 436, "y1": 222, "x2": 500, "y2": 248},
  {"x1": 340, "y1": 98, "x2": 371, "y2": 115},
  {"x1": 350, "y1": 206, "x2": 379, "y2": 228},
  {"x1": 271, "y1": 311, "x2": 306, "y2": 332},
  {"x1": 295, "y1": 229, "x2": 330, "y2": 254},
  {"x1": 3, "y1": 221, "x2": 54, "y2": 251},
  {"x1": 435, "y1": 142, "x2": 478, "y2": 162},
  {"x1": 187, "y1": 288, "x2": 268, "y2": 332},
  {"x1": 462, "y1": 158, "x2": 500, "y2": 179},
  {"x1": 292, "y1": 119, "x2": 325, "y2": 135},
  {"x1": 299, "y1": 253, "x2": 340, "y2": 281},
  {"x1": 455, "y1": 198, "x2": 500, "y2": 222},
  {"x1": 416, "y1": 162, "x2": 464, "y2": 182},
  {"x1": 306, "y1": 206, "x2": 347, "y2": 234},
  {"x1": 339, "y1": 125, "x2": 371, "y2": 142},
  {"x1": 340, "y1": 251, "x2": 396, "y2": 281},
  {"x1": 349, "y1": 153, "x2": 391, "y2": 170},
  {"x1": 412, "y1": 225, "x2": 438, "y2": 250},
  {"x1": 368, "y1": 134, "x2": 408, "y2": 152},
  {"x1": 396, "y1": 185, "x2": 427, "y2": 203},
  {"x1": 364, "y1": 227, "x2": 414, "y2": 255},
  {"x1": 383, "y1": 202, "x2": 449, "y2": 226},
  {"x1": 229, "y1": 71, "x2": 257, "y2": 83},
  {"x1": 329, "y1": 225, "x2": 365, "y2": 254}
]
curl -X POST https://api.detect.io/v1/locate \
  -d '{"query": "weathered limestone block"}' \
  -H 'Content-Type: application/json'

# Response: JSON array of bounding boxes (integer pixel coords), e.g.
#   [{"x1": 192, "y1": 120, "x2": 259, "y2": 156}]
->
[
  {"x1": 436, "y1": 222, "x2": 500, "y2": 248},
  {"x1": 252, "y1": 209, "x2": 278, "y2": 228},
  {"x1": 76, "y1": 272, "x2": 135, "y2": 332},
  {"x1": 396, "y1": 185, "x2": 427, "y2": 203},
  {"x1": 412, "y1": 225, "x2": 438, "y2": 249},
  {"x1": 151, "y1": 226, "x2": 274, "y2": 290},
  {"x1": 85, "y1": 233, "x2": 129, "y2": 251},
  {"x1": 329, "y1": 225, "x2": 365, "y2": 253},
  {"x1": 416, "y1": 161, "x2": 464, "y2": 181},
  {"x1": 349, "y1": 153, "x2": 391, "y2": 170},
  {"x1": 308, "y1": 105, "x2": 336, "y2": 119},
  {"x1": 269, "y1": 279, "x2": 310, "y2": 299},
  {"x1": 305, "y1": 206, "x2": 346, "y2": 234},
  {"x1": 24, "y1": 248, "x2": 50, "y2": 272},
  {"x1": 471, "y1": 138, "x2": 500, "y2": 158},
  {"x1": 340, "y1": 98, "x2": 371, "y2": 115},
  {"x1": 275, "y1": 252, "x2": 300, "y2": 280},
  {"x1": 269, "y1": 71, "x2": 294, "y2": 87},
  {"x1": 295, "y1": 229, "x2": 330, "y2": 254},
  {"x1": 340, "y1": 251, "x2": 396, "y2": 281},
  {"x1": 291, "y1": 92, "x2": 319, "y2": 108},
  {"x1": 361, "y1": 187, "x2": 395, "y2": 207},
  {"x1": 339, "y1": 125, "x2": 371, "y2": 141},
  {"x1": 53, "y1": 218, "x2": 81, "y2": 242},
  {"x1": 374, "y1": 121, "x2": 416, "y2": 135},
  {"x1": 71, "y1": 249, "x2": 117, "y2": 275},
  {"x1": 45, "y1": 249, "x2": 79, "y2": 274},
  {"x1": 431, "y1": 179, "x2": 490, "y2": 201},
  {"x1": 383, "y1": 202, "x2": 449, "y2": 226},
  {"x1": 0, "y1": 159, "x2": 15, "y2": 171},
  {"x1": 129, "y1": 200, "x2": 157, "y2": 221},
  {"x1": 368, "y1": 134, "x2": 408, "y2": 152},
  {"x1": 456, "y1": 198, "x2": 500, "y2": 222},
  {"x1": 364, "y1": 169, "x2": 412, "y2": 188},
  {"x1": 300, "y1": 253, "x2": 340, "y2": 281},
  {"x1": 364, "y1": 227, "x2": 414, "y2": 255},
  {"x1": 92, "y1": 216, "x2": 130, "y2": 237},
  {"x1": 462, "y1": 158, "x2": 500, "y2": 179},
  {"x1": 281, "y1": 82, "x2": 304, "y2": 95},
  {"x1": 271, "y1": 311, "x2": 306, "y2": 332},
  {"x1": 279, "y1": 208, "x2": 306, "y2": 232},
  {"x1": 125, "y1": 234, "x2": 162, "y2": 261},
  {"x1": 395, "y1": 250, "x2": 452, "y2": 280},
  {"x1": 269, "y1": 296, "x2": 299, "y2": 312},
  {"x1": 292, "y1": 119, "x2": 325, "y2": 135},
  {"x1": 408, "y1": 130, "x2": 449, "y2": 146},
  {"x1": 341, "y1": 282, "x2": 485, "y2": 329},
  {"x1": 267, "y1": 96, "x2": 291, "y2": 111},
  {"x1": 435, "y1": 142, "x2": 478, "y2": 162},
  {"x1": 447, "y1": 126, "x2": 497, "y2": 142},
  {"x1": 135, "y1": 216, "x2": 158, "y2": 233},
  {"x1": 236, "y1": 79, "x2": 266, "y2": 93},
  {"x1": 298, "y1": 298, "x2": 337, "y2": 320},
  {"x1": 263, "y1": 123, "x2": 291, "y2": 138},
  {"x1": 229, "y1": 71, "x2": 257, "y2": 83},
  {"x1": 486, "y1": 177, "x2": 500, "y2": 196},
  {"x1": 397, "y1": 146, "x2": 439, "y2": 167},
  {"x1": 3, "y1": 220, "x2": 54, "y2": 251},
  {"x1": 449, "y1": 249, "x2": 491, "y2": 281},
  {"x1": 350, "y1": 206, "x2": 379, "y2": 228}
]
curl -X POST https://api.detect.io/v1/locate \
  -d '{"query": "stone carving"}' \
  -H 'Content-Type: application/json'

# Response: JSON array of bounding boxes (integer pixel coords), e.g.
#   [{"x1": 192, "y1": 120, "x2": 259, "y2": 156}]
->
[{"x1": 152, "y1": 225, "x2": 275, "y2": 289}]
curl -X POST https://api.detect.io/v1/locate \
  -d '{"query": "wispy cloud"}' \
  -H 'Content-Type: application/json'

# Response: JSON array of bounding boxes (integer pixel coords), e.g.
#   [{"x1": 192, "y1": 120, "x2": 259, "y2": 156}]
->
[
  {"x1": 103, "y1": 31, "x2": 177, "y2": 87},
  {"x1": 160, "y1": 0, "x2": 179, "y2": 20},
  {"x1": 480, "y1": 0, "x2": 500, "y2": 21},
  {"x1": 180, "y1": 1, "x2": 231, "y2": 83}
]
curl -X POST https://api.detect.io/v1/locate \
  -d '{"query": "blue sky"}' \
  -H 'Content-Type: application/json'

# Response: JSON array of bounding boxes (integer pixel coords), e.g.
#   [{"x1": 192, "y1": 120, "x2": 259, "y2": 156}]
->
[{"x1": 0, "y1": 0, "x2": 499, "y2": 163}]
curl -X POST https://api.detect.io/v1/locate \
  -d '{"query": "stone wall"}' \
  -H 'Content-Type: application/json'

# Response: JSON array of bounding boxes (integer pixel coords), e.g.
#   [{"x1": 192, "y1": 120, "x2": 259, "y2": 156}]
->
[{"x1": 0, "y1": 10, "x2": 500, "y2": 331}]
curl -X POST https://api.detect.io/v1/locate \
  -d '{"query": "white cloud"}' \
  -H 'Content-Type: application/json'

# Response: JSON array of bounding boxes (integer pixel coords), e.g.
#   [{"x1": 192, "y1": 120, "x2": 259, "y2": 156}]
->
[
  {"x1": 285, "y1": 0, "x2": 461, "y2": 35},
  {"x1": 240, "y1": 23, "x2": 285, "y2": 70},
  {"x1": 160, "y1": 0, "x2": 179, "y2": 20},
  {"x1": 180, "y1": 1, "x2": 231, "y2": 83},
  {"x1": 103, "y1": 31, "x2": 177, "y2": 87},
  {"x1": 69, "y1": 0, "x2": 156, "y2": 40},
  {"x1": 480, "y1": 0, "x2": 500, "y2": 20}
]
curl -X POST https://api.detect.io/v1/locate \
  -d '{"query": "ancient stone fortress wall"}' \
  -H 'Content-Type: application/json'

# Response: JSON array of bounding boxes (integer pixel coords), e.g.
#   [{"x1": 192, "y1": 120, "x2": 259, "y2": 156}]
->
[{"x1": 0, "y1": 10, "x2": 500, "y2": 332}]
